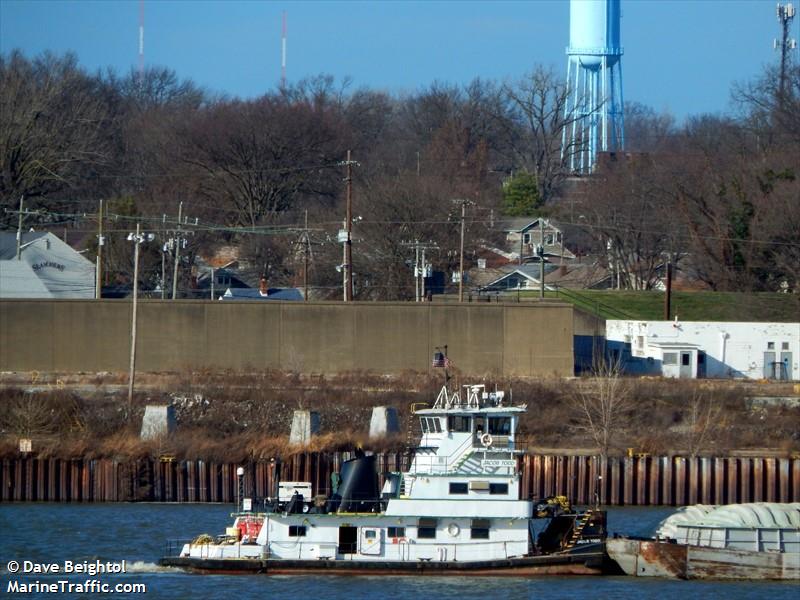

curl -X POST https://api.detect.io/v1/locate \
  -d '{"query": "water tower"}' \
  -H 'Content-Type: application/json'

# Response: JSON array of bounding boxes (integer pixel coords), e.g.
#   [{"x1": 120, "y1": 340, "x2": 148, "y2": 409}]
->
[{"x1": 561, "y1": 0, "x2": 625, "y2": 172}]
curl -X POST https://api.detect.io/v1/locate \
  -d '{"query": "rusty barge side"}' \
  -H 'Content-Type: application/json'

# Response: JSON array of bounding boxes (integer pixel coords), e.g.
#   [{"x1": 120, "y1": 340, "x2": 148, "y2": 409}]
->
[{"x1": 607, "y1": 538, "x2": 800, "y2": 580}]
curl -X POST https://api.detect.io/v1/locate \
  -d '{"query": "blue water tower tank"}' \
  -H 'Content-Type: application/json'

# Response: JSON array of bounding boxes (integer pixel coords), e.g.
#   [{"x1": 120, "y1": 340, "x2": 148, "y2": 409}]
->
[{"x1": 562, "y1": 0, "x2": 625, "y2": 171}]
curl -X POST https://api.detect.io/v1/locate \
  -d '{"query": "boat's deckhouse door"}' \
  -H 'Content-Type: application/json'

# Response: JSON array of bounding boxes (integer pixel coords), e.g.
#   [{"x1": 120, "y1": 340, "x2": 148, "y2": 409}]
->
[
  {"x1": 338, "y1": 525, "x2": 358, "y2": 555},
  {"x1": 359, "y1": 527, "x2": 382, "y2": 555}
]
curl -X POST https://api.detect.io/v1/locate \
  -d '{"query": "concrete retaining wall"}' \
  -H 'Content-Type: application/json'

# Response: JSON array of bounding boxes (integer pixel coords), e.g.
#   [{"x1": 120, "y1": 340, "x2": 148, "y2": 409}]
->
[{"x1": 0, "y1": 300, "x2": 573, "y2": 377}]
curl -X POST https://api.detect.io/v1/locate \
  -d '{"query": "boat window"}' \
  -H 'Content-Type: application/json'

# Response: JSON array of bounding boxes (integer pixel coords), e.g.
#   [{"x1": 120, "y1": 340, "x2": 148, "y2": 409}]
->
[
  {"x1": 488, "y1": 417, "x2": 511, "y2": 436},
  {"x1": 447, "y1": 416, "x2": 472, "y2": 432},
  {"x1": 388, "y1": 526, "x2": 405, "y2": 538},
  {"x1": 449, "y1": 482, "x2": 468, "y2": 495},
  {"x1": 474, "y1": 417, "x2": 486, "y2": 434},
  {"x1": 470, "y1": 519, "x2": 490, "y2": 539},
  {"x1": 418, "y1": 518, "x2": 437, "y2": 539},
  {"x1": 663, "y1": 352, "x2": 677, "y2": 365},
  {"x1": 421, "y1": 417, "x2": 442, "y2": 433},
  {"x1": 364, "y1": 530, "x2": 377, "y2": 539},
  {"x1": 288, "y1": 525, "x2": 307, "y2": 537},
  {"x1": 489, "y1": 483, "x2": 508, "y2": 495}
]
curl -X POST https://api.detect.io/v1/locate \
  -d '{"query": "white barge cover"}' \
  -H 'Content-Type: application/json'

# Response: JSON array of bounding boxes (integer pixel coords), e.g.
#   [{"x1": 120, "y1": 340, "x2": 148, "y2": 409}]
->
[{"x1": 657, "y1": 503, "x2": 800, "y2": 540}]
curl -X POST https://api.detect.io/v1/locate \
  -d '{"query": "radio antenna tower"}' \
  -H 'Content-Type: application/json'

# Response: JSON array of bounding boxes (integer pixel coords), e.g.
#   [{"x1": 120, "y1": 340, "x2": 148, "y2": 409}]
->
[
  {"x1": 138, "y1": 0, "x2": 145, "y2": 83},
  {"x1": 775, "y1": 3, "x2": 797, "y2": 108},
  {"x1": 281, "y1": 11, "x2": 287, "y2": 89}
]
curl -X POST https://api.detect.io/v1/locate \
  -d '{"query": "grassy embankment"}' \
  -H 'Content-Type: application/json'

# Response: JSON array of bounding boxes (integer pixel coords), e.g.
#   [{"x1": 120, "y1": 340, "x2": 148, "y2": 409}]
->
[
  {"x1": 534, "y1": 289, "x2": 800, "y2": 322},
  {"x1": 1, "y1": 370, "x2": 797, "y2": 461}
]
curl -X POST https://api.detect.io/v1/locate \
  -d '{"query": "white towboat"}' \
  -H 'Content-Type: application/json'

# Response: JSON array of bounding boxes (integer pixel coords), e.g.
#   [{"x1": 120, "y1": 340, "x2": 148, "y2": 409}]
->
[
  {"x1": 161, "y1": 383, "x2": 609, "y2": 575},
  {"x1": 607, "y1": 502, "x2": 800, "y2": 580}
]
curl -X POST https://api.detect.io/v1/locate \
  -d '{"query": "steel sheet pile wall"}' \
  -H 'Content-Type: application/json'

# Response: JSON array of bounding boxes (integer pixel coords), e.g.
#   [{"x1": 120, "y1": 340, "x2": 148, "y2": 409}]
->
[{"x1": 2, "y1": 455, "x2": 799, "y2": 505}]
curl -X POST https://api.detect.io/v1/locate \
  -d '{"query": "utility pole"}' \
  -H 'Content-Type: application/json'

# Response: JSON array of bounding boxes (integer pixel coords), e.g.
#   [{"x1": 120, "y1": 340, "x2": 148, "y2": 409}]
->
[
  {"x1": 15, "y1": 195, "x2": 24, "y2": 260},
  {"x1": 539, "y1": 218, "x2": 545, "y2": 299},
  {"x1": 96, "y1": 199, "x2": 104, "y2": 299},
  {"x1": 303, "y1": 210, "x2": 309, "y2": 301},
  {"x1": 453, "y1": 200, "x2": 472, "y2": 303},
  {"x1": 172, "y1": 201, "x2": 183, "y2": 300},
  {"x1": 210, "y1": 267, "x2": 215, "y2": 300},
  {"x1": 127, "y1": 223, "x2": 151, "y2": 410},
  {"x1": 160, "y1": 249, "x2": 166, "y2": 300},
  {"x1": 345, "y1": 150, "x2": 353, "y2": 302},
  {"x1": 415, "y1": 242, "x2": 420, "y2": 302},
  {"x1": 664, "y1": 260, "x2": 673, "y2": 320},
  {"x1": 339, "y1": 151, "x2": 358, "y2": 302}
]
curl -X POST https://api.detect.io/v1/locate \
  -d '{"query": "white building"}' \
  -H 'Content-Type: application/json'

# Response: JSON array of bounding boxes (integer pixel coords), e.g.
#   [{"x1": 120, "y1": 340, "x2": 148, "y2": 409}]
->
[
  {"x1": 606, "y1": 320, "x2": 799, "y2": 381},
  {"x1": 0, "y1": 232, "x2": 96, "y2": 299}
]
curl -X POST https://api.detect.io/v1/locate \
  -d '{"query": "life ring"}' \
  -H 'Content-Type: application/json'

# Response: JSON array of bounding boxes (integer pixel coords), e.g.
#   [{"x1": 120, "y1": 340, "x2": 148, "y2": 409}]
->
[
  {"x1": 480, "y1": 433, "x2": 493, "y2": 448},
  {"x1": 447, "y1": 523, "x2": 460, "y2": 537}
]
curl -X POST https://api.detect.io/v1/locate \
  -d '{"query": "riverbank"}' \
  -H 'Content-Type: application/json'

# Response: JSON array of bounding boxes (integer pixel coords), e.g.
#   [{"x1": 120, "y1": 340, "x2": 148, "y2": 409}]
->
[{"x1": 1, "y1": 370, "x2": 798, "y2": 462}]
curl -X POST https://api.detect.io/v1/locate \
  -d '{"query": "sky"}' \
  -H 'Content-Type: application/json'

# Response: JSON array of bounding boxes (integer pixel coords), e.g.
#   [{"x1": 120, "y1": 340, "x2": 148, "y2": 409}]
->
[{"x1": 1, "y1": 0, "x2": 798, "y2": 120}]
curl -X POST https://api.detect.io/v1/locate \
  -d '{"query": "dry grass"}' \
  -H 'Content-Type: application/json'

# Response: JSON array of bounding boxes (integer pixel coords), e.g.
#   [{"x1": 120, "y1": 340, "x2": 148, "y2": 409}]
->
[{"x1": 0, "y1": 370, "x2": 797, "y2": 460}]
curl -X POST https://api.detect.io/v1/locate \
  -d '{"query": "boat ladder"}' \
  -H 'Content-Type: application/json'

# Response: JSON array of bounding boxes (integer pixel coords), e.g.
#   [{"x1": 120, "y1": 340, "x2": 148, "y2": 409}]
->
[{"x1": 563, "y1": 510, "x2": 593, "y2": 549}]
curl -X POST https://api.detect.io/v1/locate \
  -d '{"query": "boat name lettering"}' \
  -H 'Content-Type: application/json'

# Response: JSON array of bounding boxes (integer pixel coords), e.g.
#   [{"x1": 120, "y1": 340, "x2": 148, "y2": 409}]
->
[{"x1": 481, "y1": 460, "x2": 516, "y2": 467}]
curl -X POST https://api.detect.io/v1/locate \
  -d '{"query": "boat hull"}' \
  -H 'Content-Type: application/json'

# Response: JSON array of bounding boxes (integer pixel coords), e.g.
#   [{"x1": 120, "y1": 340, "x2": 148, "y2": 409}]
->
[
  {"x1": 607, "y1": 538, "x2": 800, "y2": 580},
  {"x1": 160, "y1": 548, "x2": 612, "y2": 576}
]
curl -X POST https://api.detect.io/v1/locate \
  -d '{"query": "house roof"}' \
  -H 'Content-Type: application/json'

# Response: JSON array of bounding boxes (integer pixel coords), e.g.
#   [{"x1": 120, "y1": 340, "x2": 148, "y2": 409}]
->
[
  {"x1": 0, "y1": 261, "x2": 54, "y2": 298},
  {"x1": 221, "y1": 287, "x2": 303, "y2": 301},
  {"x1": 0, "y1": 232, "x2": 95, "y2": 298},
  {"x1": 479, "y1": 264, "x2": 556, "y2": 291}
]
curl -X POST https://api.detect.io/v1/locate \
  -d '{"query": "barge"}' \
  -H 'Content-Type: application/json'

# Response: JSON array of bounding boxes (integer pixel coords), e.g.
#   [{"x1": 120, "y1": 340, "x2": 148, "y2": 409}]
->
[{"x1": 607, "y1": 502, "x2": 800, "y2": 580}]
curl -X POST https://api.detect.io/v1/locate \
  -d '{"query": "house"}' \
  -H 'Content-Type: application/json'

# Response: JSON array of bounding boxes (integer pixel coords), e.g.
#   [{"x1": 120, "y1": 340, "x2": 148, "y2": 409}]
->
[
  {"x1": 0, "y1": 232, "x2": 96, "y2": 299},
  {"x1": 220, "y1": 276, "x2": 303, "y2": 301},
  {"x1": 606, "y1": 319, "x2": 799, "y2": 380},
  {"x1": 498, "y1": 217, "x2": 586, "y2": 264}
]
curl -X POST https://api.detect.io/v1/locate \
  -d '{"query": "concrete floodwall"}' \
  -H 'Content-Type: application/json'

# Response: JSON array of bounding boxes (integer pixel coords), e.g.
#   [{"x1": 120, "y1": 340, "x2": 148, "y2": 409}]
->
[{"x1": 0, "y1": 300, "x2": 573, "y2": 377}]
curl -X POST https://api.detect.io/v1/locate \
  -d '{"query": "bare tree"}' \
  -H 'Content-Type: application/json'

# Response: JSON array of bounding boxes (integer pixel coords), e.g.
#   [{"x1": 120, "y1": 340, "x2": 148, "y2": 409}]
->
[
  {"x1": 0, "y1": 51, "x2": 115, "y2": 224},
  {"x1": 503, "y1": 66, "x2": 576, "y2": 203},
  {"x1": 571, "y1": 358, "x2": 633, "y2": 458},
  {"x1": 685, "y1": 390, "x2": 723, "y2": 458}
]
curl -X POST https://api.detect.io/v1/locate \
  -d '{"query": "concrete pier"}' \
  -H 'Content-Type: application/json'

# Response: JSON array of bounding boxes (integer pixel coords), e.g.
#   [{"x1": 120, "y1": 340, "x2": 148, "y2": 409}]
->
[
  {"x1": 369, "y1": 407, "x2": 399, "y2": 438},
  {"x1": 289, "y1": 410, "x2": 320, "y2": 445},
  {"x1": 140, "y1": 405, "x2": 176, "y2": 439}
]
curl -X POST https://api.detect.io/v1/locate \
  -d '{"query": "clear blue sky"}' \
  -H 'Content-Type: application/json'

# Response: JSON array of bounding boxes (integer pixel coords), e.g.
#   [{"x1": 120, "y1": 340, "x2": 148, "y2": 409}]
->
[{"x1": 1, "y1": 0, "x2": 797, "y2": 120}]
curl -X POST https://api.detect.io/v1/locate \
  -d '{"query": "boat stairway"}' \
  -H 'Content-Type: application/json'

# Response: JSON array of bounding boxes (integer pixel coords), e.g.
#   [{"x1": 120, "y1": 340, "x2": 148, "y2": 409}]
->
[{"x1": 563, "y1": 510, "x2": 593, "y2": 550}]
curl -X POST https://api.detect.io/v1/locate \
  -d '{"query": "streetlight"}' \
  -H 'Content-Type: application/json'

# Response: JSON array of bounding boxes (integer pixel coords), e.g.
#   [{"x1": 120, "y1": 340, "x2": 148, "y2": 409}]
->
[{"x1": 127, "y1": 223, "x2": 154, "y2": 410}]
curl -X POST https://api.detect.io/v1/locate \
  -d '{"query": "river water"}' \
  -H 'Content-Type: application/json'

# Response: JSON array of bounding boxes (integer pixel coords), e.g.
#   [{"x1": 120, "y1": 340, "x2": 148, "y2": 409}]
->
[{"x1": 0, "y1": 503, "x2": 796, "y2": 599}]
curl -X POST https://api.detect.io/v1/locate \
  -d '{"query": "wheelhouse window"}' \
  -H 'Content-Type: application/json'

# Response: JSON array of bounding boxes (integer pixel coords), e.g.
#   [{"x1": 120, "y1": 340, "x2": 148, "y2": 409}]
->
[
  {"x1": 449, "y1": 482, "x2": 468, "y2": 495},
  {"x1": 288, "y1": 525, "x2": 307, "y2": 537},
  {"x1": 488, "y1": 417, "x2": 511, "y2": 436},
  {"x1": 417, "y1": 518, "x2": 437, "y2": 539},
  {"x1": 420, "y1": 417, "x2": 442, "y2": 434},
  {"x1": 489, "y1": 483, "x2": 509, "y2": 495},
  {"x1": 470, "y1": 519, "x2": 490, "y2": 539},
  {"x1": 388, "y1": 526, "x2": 405, "y2": 538},
  {"x1": 447, "y1": 416, "x2": 472, "y2": 433}
]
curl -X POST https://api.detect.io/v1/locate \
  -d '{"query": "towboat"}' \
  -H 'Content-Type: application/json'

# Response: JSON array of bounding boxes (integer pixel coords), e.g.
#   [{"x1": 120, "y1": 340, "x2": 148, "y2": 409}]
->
[
  {"x1": 607, "y1": 502, "x2": 800, "y2": 580},
  {"x1": 160, "y1": 384, "x2": 611, "y2": 575}
]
